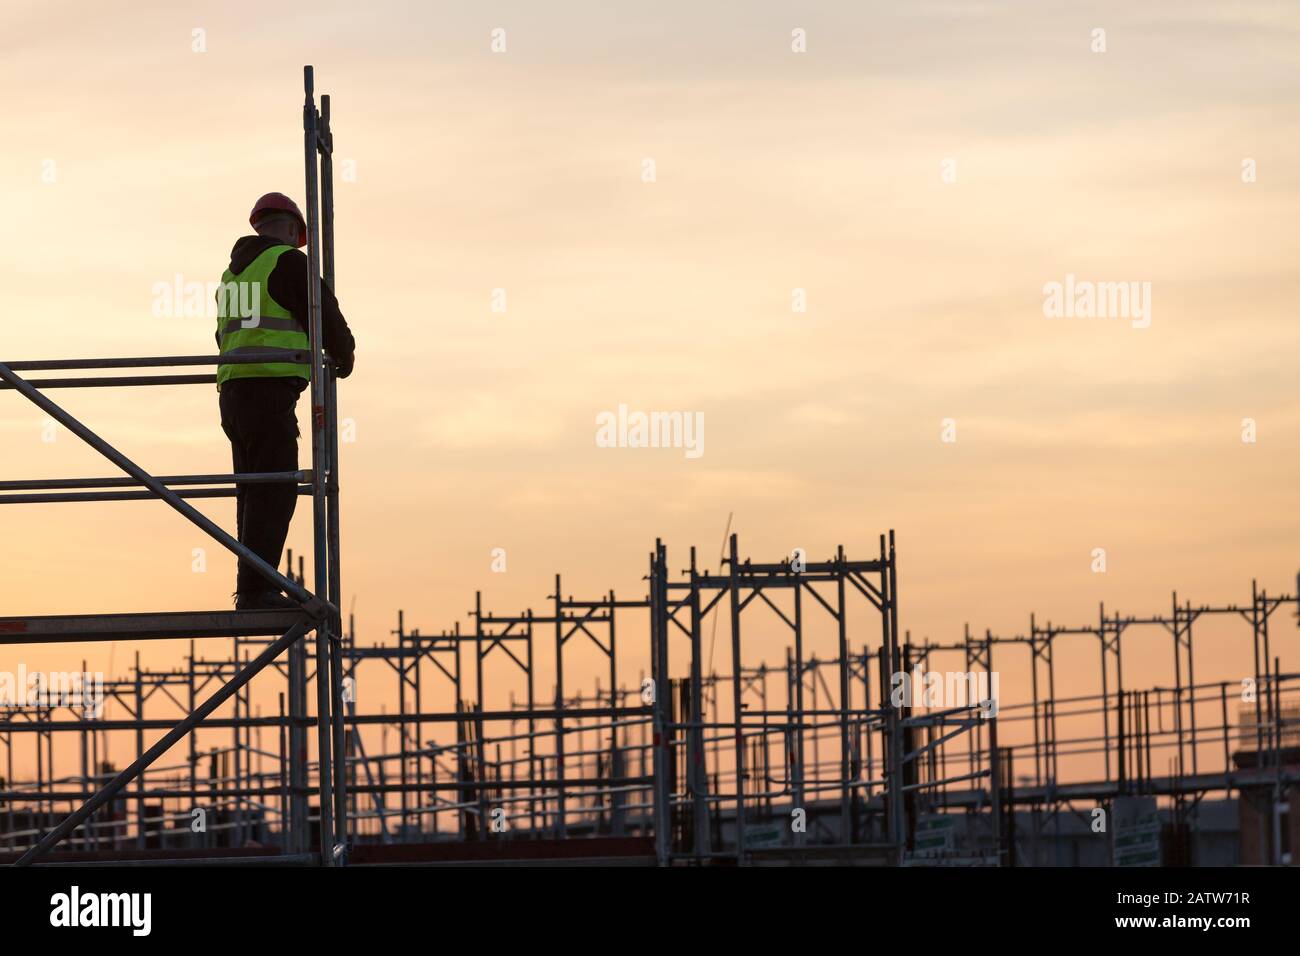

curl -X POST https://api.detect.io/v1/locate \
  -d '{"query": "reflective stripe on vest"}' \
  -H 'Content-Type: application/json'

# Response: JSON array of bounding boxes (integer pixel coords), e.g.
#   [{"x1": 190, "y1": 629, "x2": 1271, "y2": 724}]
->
[{"x1": 215, "y1": 245, "x2": 310, "y2": 388}]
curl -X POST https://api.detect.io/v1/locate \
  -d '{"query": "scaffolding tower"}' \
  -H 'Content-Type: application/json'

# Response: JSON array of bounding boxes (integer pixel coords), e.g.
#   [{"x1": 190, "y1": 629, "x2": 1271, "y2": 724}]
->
[{"x1": 0, "y1": 66, "x2": 348, "y2": 866}]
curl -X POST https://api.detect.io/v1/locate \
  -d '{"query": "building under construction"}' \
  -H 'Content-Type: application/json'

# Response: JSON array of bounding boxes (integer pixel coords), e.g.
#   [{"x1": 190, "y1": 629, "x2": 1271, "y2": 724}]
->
[{"x1": 1, "y1": 68, "x2": 1296, "y2": 868}]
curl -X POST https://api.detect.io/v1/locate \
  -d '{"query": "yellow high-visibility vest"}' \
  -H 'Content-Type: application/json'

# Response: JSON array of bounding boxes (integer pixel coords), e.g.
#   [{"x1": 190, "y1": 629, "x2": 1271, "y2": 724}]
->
[{"x1": 215, "y1": 245, "x2": 310, "y2": 388}]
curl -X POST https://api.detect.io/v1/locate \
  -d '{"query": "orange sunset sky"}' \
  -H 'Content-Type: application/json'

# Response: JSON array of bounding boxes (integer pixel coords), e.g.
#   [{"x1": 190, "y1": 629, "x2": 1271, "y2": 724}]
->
[{"x1": 1, "y1": 1, "x2": 1297, "y2": 781}]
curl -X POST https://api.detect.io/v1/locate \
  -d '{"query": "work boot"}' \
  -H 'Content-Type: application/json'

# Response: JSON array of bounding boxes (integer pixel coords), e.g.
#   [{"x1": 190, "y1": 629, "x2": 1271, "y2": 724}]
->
[{"x1": 235, "y1": 589, "x2": 299, "y2": 611}]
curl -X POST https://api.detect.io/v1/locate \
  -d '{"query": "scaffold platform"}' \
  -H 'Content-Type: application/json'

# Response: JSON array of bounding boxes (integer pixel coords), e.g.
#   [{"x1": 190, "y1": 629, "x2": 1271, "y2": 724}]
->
[{"x1": 0, "y1": 609, "x2": 310, "y2": 645}]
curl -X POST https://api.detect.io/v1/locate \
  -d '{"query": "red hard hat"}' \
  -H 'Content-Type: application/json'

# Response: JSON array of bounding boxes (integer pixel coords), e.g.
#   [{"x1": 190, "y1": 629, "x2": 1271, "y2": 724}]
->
[{"x1": 249, "y1": 192, "x2": 307, "y2": 248}]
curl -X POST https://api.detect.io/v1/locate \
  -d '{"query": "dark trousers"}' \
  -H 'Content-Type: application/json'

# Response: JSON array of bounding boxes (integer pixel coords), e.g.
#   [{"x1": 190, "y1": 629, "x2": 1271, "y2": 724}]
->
[{"x1": 219, "y1": 378, "x2": 302, "y2": 596}]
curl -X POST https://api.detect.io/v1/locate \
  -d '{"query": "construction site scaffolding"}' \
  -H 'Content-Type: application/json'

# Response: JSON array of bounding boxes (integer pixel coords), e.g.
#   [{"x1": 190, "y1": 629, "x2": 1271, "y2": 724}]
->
[{"x1": 0, "y1": 67, "x2": 348, "y2": 866}]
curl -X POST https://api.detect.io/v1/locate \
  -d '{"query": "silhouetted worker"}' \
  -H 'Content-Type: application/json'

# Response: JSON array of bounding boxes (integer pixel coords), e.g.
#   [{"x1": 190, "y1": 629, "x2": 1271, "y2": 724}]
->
[{"x1": 215, "y1": 192, "x2": 355, "y2": 610}]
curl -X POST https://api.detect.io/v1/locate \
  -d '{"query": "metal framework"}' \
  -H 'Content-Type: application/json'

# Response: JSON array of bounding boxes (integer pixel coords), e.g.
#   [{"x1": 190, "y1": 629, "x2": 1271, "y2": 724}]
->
[
  {"x1": 910, "y1": 582, "x2": 1300, "y2": 865},
  {"x1": 5, "y1": 521, "x2": 1291, "y2": 865},
  {"x1": 0, "y1": 66, "x2": 348, "y2": 865}
]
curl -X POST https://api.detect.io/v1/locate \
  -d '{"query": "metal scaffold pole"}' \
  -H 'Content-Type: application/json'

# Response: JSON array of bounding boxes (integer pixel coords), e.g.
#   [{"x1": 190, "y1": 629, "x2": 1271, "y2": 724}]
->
[
  {"x1": 302, "y1": 64, "x2": 337, "y2": 866},
  {"x1": 321, "y1": 89, "x2": 351, "y2": 865}
]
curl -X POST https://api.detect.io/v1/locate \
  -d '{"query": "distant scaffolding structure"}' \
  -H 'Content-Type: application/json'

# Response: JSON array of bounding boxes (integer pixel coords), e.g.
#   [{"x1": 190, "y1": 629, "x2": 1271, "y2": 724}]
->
[{"x1": 4, "y1": 523, "x2": 1295, "y2": 865}]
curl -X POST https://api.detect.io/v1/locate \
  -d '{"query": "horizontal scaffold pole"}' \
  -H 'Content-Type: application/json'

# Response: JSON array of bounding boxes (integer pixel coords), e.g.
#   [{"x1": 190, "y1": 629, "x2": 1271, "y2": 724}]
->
[
  {"x1": 0, "y1": 486, "x2": 312, "y2": 505},
  {"x1": 0, "y1": 350, "x2": 308, "y2": 372},
  {"x1": 0, "y1": 470, "x2": 310, "y2": 491},
  {"x1": 0, "y1": 374, "x2": 215, "y2": 390}
]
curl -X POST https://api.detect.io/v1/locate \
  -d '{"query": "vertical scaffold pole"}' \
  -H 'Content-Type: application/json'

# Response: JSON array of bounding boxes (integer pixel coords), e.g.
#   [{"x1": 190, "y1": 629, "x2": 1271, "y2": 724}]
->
[
  {"x1": 727, "y1": 533, "x2": 746, "y2": 860},
  {"x1": 320, "y1": 90, "x2": 349, "y2": 860},
  {"x1": 884, "y1": 531, "x2": 906, "y2": 862},
  {"x1": 688, "y1": 547, "x2": 710, "y2": 858},
  {"x1": 836, "y1": 545, "x2": 851, "y2": 846},
  {"x1": 289, "y1": 580, "x2": 308, "y2": 852},
  {"x1": 303, "y1": 64, "x2": 336, "y2": 865},
  {"x1": 553, "y1": 574, "x2": 567, "y2": 837},
  {"x1": 651, "y1": 541, "x2": 671, "y2": 865}
]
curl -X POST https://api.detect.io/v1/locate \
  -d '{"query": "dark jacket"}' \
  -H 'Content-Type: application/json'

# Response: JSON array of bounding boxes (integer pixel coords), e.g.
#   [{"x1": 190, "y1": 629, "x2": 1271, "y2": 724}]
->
[{"x1": 218, "y1": 235, "x2": 356, "y2": 385}]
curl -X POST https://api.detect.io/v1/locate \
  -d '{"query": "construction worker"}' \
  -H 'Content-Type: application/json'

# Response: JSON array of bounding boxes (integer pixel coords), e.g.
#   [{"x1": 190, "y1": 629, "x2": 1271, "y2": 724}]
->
[{"x1": 215, "y1": 192, "x2": 355, "y2": 610}]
